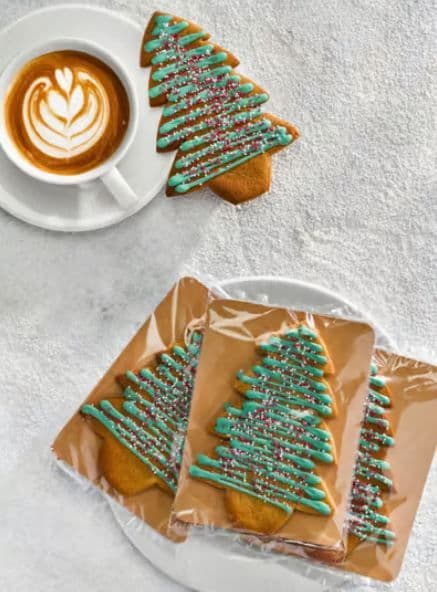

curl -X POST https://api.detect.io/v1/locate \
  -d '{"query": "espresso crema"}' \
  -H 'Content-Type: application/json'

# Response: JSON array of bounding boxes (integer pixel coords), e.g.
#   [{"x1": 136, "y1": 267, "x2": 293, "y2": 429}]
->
[{"x1": 4, "y1": 50, "x2": 130, "y2": 174}]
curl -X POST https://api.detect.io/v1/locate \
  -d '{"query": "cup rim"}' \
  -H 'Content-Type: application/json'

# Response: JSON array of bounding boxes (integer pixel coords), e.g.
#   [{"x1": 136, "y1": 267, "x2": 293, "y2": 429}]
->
[{"x1": 0, "y1": 36, "x2": 139, "y2": 185}]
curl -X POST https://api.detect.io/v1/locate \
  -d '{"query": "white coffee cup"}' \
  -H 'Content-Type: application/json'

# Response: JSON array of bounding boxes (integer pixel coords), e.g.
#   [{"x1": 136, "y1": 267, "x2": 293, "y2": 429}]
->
[{"x1": 0, "y1": 38, "x2": 139, "y2": 209}]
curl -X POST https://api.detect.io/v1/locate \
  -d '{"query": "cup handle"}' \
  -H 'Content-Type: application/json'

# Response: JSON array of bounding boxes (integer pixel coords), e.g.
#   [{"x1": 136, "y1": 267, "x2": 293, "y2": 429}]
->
[{"x1": 100, "y1": 166, "x2": 138, "y2": 209}]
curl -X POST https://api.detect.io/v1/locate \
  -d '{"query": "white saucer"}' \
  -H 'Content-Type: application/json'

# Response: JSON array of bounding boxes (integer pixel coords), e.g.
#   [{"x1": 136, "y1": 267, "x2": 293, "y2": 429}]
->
[
  {"x1": 104, "y1": 277, "x2": 395, "y2": 592},
  {"x1": 0, "y1": 4, "x2": 173, "y2": 232}
]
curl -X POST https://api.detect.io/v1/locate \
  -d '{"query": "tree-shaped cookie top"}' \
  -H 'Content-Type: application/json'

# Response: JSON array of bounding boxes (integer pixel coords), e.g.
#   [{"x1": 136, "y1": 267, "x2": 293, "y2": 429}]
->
[
  {"x1": 82, "y1": 331, "x2": 202, "y2": 495},
  {"x1": 141, "y1": 12, "x2": 299, "y2": 202},
  {"x1": 190, "y1": 324, "x2": 336, "y2": 527},
  {"x1": 347, "y1": 363, "x2": 395, "y2": 548}
]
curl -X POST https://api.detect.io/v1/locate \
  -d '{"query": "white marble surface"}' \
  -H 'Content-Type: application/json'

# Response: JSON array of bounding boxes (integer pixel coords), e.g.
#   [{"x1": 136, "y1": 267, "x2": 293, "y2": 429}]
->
[{"x1": 0, "y1": 1, "x2": 436, "y2": 591}]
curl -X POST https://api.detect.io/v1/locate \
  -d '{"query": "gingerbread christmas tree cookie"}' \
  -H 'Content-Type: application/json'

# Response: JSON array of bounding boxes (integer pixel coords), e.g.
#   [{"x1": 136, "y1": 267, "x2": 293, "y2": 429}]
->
[
  {"x1": 190, "y1": 324, "x2": 337, "y2": 534},
  {"x1": 141, "y1": 12, "x2": 299, "y2": 204},
  {"x1": 52, "y1": 276, "x2": 213, "y2": 540},
  {"x1": 82, "y1": 331, "x2": 202, "y2": 497},
  {"x1": 173, "y1": 299, "x2": 375, "y2": 549},
  {"x1": 347, "y1": 363, "x2": 395, "y2": 550}
]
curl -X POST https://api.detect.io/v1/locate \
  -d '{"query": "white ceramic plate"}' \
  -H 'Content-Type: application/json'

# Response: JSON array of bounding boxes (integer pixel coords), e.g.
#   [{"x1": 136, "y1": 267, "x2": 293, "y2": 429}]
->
[
  {"x1": 0, "y1": 4, "x2": 173, "y2": 232},
  {"x1": 106, "y1": 277, "x2": 395, "y2": 592}
]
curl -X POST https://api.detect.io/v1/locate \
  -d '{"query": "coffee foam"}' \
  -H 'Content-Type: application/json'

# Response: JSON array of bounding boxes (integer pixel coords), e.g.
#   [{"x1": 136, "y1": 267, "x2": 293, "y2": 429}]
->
[
  {"x1": 4, "y1": 50, "x2": 130, "y2": 175},
  {"x1": 23, "y1": 67, "x2": 110, "y2": 159}
]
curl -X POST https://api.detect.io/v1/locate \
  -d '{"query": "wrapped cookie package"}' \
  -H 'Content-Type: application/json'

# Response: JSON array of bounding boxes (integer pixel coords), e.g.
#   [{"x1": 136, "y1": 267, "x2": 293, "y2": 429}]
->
[
  {"x1": 53, "y1": 276, "x2": 215, "y2": 540},
  {"x1": 172, "y1": 298, "x2": 376, "y2": 557},
  {"x1": 52, "y1": 277, "x2": 437, "y2": 587}
]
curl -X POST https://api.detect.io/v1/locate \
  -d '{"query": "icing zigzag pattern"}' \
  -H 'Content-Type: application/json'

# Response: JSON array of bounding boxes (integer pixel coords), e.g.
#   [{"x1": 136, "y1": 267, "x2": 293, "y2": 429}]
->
[
  {"x1": 82, "y1": 331, "x2": 202, "y2": 493},
  {"x1": 190, "y1": 325, "x2": 336, "y2": 531},
  {"x1": 141, "y1": 12, "x2": 299, "y2": 203},
  {"x1": 347, "y1": 363, "x2": 395, "y2": 548}
]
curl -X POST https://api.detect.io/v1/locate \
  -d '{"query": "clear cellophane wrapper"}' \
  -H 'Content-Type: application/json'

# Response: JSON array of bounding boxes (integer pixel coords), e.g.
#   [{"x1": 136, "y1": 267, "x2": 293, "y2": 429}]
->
[
  {"x1": 51, "y1": 274, "x2": 437, "y2": 591},
  {"x1": 52, "y1": 276, "x2": 215, "y2": 540}
]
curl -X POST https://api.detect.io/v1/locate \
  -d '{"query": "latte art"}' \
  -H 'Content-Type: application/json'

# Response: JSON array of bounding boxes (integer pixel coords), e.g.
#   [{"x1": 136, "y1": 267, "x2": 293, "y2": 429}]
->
[
  {"x1": 23, "y1": 68, "x2": 110, "y2": 159},
  {"x1": 4, "y1": 50, "x2": 130, "y2": 175}
]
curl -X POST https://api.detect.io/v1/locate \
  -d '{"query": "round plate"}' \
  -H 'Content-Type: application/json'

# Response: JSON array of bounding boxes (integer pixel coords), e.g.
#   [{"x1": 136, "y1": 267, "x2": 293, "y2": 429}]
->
[
  {"x1": 107, "y1": 277, "x2": 395, "y2": 592},
  {"x1": 0, "y1": 4, "x2": 173, "y2": 232}
]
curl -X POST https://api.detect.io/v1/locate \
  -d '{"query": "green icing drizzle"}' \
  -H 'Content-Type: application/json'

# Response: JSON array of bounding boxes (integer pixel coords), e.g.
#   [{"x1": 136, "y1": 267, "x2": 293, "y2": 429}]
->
[
  {"x1": 81, "y1": 331, "x2": 202, "y2": 493},
  {"x1": 348, "y1": 364, "x2": 396, "y2": 546},
  {"x1": 190, "y1": 324, "x2": 335, "y2": 518},
  {"x1": 144, "y1": 13, "x2": 295, "y2": 193}
]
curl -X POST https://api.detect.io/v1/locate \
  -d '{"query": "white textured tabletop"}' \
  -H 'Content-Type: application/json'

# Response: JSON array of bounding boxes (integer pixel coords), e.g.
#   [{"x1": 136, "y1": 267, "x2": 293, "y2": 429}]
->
[{"x1": 0, "y1": 0, "x2": 436, "y2": 591}]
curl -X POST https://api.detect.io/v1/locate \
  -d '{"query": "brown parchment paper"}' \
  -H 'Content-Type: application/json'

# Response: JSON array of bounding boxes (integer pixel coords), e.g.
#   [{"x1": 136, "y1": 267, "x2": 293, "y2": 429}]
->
[
  {"x1": 248, "y1": 349, "x2": 437, "y2": 582},
  {"x1": 52, "y1": 277, "x2": 213, "y2": 540},
  {"x1": 173, "y1": 299, "x2": 375, "y2": 549},
  {"x1": 342, "y1": 349, "x2": 437, "y2": 581}
]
